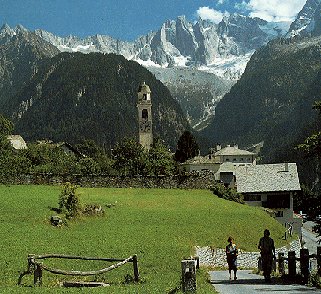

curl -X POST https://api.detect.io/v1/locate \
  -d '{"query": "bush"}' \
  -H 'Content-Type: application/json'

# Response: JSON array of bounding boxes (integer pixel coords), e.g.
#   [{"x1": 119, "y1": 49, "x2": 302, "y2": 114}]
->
[
  {"x1": 211, "y1": 183, "x2": 244, "y2": 204},
  {"x1": 59, "y1": 182, "x2": 81, "y2": 218}
]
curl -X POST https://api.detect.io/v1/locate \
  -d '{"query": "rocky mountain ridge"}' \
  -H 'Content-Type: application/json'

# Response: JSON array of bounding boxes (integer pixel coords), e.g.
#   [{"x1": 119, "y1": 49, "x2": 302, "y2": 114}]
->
[
  {"x1": 287, "y1": 0, "x2": 321, "y2": 37},
  {"x1": 30, "y1": 15, "x2": 288, "y2": 76}
]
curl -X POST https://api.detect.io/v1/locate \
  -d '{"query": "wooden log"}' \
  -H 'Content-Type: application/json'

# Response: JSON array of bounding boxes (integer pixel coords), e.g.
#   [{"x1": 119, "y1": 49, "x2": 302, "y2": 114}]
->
[
  {"x1": 288, "y1": 251, "x2": 296, "y2": 279},
  {"x1": 40, "y1": 256, "x2": 133, "y2": 276},
  {"x1": 278, "y1": 252, "x2": 285, "y2": 276},
  {"x1": 132, "y1": 255, "x2": 139, "y2": 282},
  {"x1": 33, "y1": 254, "x2": 127, "y2": 262},
  {"x1": 300, "y1": 248, "x2": 309, "y2": 284}
]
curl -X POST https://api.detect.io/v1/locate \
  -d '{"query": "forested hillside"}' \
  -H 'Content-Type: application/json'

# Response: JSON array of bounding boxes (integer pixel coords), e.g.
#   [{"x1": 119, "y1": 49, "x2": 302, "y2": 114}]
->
[
  {"x1": 1, "y1": 51, "x2": 190, "y2": 149},
  {"x1": 0, "y1": 28, "x2": 59, "y2": 109}
]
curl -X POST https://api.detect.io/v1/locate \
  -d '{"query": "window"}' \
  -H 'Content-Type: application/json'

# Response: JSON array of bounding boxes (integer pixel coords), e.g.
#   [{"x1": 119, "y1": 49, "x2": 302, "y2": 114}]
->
[
  {"x1": 143, "y1": 94, "x2": 147, "y2": 100},
  {"x1": 263, "y1": 193, "x2": 290, "y2": 209},
  {"x1": 244, "y1": 194, "x2": 261, "y2": 201},
  {"x1": 275, "y1": 211, "x2": 284, "y2": 217},
  {"x1": 142, "y1": 109, "x2": 148, "y2": 120}
]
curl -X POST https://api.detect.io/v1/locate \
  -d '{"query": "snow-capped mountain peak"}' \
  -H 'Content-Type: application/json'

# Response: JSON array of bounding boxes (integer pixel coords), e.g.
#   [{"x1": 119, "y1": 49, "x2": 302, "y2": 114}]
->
[{"x1": 287, "y1": 0, "x2": 321, "y2": 37}]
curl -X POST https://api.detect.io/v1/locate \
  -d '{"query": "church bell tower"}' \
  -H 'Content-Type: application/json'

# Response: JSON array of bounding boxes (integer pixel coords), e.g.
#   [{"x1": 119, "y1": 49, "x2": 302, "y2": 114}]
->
[{"x1": 137, "y1": 82, "x2": 153, "y2": 150}]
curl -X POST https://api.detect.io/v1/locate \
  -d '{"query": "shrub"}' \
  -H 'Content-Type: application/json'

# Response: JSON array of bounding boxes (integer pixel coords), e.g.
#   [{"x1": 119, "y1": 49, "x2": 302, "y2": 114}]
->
[
  {"x1": 211, "y1": 183, "x2": 244, "y2": 204},
  {"x1": 309, "y1": 270, "x2": 321, "y2": 288},
  {"x1": 59, "y1": 182, "x2": 81, "y2": 218}
]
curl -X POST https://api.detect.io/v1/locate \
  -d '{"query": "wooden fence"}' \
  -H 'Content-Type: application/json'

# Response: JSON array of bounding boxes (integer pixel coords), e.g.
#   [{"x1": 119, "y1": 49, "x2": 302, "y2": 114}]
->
[
  {"x1": 277, "y1": 246, "x2": 321, "y2": 283},
  {"x1": 18, "y1": 253, "x2": 139, "y2": 286}
]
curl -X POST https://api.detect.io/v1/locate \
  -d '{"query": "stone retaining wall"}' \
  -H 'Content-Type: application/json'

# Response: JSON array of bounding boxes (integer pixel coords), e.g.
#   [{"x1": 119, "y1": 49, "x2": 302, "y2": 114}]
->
[
  {"x1": 10, "y1": 173, "x2": 217, "y2": 189},
  {"x1": 196, "y1": 239, "x2": 301, "y2": 269}
]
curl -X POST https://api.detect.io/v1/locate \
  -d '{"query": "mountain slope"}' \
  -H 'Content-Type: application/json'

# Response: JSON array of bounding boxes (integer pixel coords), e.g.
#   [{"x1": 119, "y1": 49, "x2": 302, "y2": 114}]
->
[
  {"x1": 3, "y1": 52, "x2": 190, "y2": 148},
  {"x1": 0, "y1": 25, "x2": 59, "y2": 111},
  {"x1": 201, "y1": 35, "x2": 321, "y2": 151},
  {"x1": 149, "y1": 66, "x2": 235, "y2": 130},
  {"x1": 287, "y1": 0, "x2": 321, "y2": 37}
]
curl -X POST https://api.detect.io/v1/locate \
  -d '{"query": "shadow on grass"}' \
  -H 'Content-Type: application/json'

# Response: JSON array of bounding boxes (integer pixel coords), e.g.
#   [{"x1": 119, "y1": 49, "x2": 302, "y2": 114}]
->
[{"x1": 49, "y1": 206, "x2": 62, "y2": 213}]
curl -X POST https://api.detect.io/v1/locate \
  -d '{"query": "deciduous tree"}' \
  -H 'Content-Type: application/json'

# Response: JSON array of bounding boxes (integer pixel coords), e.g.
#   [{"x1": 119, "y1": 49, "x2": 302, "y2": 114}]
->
[
  {"x1": 112, "y1": 138, "x2": 148, "y2": 176},
  {"x1": 148, "y1": 138, "x2": 176, "y2": 175}
]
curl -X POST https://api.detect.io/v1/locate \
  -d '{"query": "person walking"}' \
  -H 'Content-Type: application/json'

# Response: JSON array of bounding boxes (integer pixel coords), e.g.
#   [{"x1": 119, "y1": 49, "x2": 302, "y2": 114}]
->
[
  {"x1": 226, "y1": 236, "x2": 238, "y2": 280},
  {"x1": 258, "y1": 229, "x2": 275, "y2": 282}
]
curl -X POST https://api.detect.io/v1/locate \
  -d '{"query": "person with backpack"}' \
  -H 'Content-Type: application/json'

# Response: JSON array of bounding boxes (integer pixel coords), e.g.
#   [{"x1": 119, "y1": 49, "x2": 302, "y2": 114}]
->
[{"x1": 258, "y1": 229, "x2": 275, "y2": 282}]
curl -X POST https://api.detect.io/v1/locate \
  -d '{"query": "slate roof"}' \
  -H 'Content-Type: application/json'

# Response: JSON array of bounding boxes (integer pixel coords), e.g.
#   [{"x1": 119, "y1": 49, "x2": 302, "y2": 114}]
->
[
  {"x1": 215, "y1": 145, "x2": 256, "y2": 156},
  {"x1": 183, "y1": 155, "x2": 218, "y2": 164},
  {"x1": 235, "y1": 163, "x2": 301, "y2": 193},
  {"x1": 217, "y1": 162, "x2": 237, "y2": 173}
]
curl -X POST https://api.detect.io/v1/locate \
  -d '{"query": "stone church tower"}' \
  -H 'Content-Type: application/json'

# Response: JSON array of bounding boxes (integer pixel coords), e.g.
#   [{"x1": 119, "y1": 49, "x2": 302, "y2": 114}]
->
[{"x1": 137, "y1": 82, "x2": 153, "y2": 150}]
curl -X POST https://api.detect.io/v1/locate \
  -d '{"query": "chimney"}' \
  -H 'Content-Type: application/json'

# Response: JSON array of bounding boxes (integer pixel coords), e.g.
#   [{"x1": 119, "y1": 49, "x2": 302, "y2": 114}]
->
[{"x1": 216, "y1": 144, "x2": 221, "y2": 151}]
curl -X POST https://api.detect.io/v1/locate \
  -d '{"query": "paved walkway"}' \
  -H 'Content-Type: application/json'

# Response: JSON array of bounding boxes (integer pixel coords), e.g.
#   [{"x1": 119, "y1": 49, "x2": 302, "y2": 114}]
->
[{"x1": 209, "y1": 270, "x2": 320, "y2": 294}]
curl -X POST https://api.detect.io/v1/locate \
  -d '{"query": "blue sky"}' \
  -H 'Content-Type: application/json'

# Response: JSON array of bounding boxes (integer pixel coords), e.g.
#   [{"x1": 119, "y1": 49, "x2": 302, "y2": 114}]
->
[{"x1": 0, "y1": 0, "x2": 306, "y2": 41}]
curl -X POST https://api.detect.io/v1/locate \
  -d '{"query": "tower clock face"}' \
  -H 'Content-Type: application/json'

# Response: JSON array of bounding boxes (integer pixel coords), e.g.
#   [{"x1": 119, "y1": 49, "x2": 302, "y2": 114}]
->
[{"x1": 139, "y1": 121, "x2": 151, "y2": 132}]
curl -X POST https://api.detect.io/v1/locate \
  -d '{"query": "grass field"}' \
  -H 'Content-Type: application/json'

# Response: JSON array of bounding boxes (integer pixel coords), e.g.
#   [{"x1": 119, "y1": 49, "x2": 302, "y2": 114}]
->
[{"x1": 0, "y1": 185, "x2": 293, "y2": 293}]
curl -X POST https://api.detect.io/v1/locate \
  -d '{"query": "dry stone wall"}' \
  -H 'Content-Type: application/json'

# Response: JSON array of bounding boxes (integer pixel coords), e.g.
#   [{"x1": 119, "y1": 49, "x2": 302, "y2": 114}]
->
[
  {"x1": 196, "y1": 239, "x2": 301, "y2": 269},
  {"x1": 11, "y1": 173, "x2": 217, "y2": 189}
]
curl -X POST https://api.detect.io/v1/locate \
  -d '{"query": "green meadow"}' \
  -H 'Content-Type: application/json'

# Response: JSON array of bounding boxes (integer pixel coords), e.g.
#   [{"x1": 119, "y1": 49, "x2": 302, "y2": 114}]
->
[{"x1": 0, "y1": 185, "x2": 292, "y2": 293}]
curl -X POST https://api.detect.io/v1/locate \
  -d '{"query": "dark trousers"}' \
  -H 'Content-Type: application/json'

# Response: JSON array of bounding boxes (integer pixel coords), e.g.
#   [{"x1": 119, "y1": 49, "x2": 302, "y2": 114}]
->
[{"x1": 261, "y1": 254, "x2": 273, "y2": 278}]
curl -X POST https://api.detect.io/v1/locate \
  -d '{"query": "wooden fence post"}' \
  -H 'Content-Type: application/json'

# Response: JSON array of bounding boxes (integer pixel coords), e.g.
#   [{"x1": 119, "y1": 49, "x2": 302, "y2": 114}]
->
[
  {"x1": 300, "y1": 248, "x2": 309, "y2": 284},
  {"x1": 317, "y1": 246, "x2": 321, "y2": 276},
  {"x1": 33, "y1": 263, "x2": 42, "y2": 286},
  {"x1": 194, "y1": 256, "x2": 199, "y2": 269},
  {"x1": 278, "y1": 252, "x2": 285, "y2": 276},
  {"x1": 132, "y1": 255, "x2": 139, "y2": 282},
  {"x1": 288, "y1": 251, "x2": 296, "y2": 279},
  {"x1": 181, "y1": 259, "x2": 196, "y2": 293}
]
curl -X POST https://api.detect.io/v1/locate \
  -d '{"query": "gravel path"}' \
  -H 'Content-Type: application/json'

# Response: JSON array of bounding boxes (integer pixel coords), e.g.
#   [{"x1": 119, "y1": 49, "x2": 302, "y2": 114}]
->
[{"x1": 209, "y1": 270, "x2": 319, "y2": 294}]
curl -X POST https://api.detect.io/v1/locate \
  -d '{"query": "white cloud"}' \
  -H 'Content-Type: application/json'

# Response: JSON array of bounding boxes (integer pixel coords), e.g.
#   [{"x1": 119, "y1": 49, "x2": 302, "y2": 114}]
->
[
  {"x1": 197, "y1": 7, "x2": 227, "y2": 23},
  {"x1": 246, "y1": 0, "x2": 306, "y2": 22}
]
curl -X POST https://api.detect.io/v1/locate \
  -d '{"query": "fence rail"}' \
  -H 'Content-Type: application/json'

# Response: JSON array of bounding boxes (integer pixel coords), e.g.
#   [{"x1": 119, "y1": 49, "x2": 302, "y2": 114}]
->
[
  {"x1": 18, "y1": 253, "x2": 139, "y2": 286},
  {"x1": 276, "y1": 246, "x2": 321, "y2": 283}
]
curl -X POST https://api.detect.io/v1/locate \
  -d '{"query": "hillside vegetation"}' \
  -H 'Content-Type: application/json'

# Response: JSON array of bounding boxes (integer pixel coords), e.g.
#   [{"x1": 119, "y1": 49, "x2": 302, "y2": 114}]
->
[
  {"x1": 0, "y1": 185, "x2": 292, "y2": 293},
  {"x1": 2, "y1": 52, "x2": 189, "y2": 149}
]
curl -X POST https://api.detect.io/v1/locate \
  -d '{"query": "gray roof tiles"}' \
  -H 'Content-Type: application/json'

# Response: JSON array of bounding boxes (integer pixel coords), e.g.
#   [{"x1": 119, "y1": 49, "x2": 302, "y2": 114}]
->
[{"x1": 236, "y1": 163, "x2": 301, "y2": 193}]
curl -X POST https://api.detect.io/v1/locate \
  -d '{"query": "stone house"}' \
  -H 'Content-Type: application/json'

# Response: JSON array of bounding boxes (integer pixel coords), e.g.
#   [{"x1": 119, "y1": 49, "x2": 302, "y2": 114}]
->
[
  {"x1": 214, "y1": 144, "x2": 256, "y2": 165},
  {"x1": 235, "y1": 163, "x2": 302, "y2": 234},
  {"x1": 181, "y1": 144, "x2": 256, "y2": 173},
  {"x1": 180, "y1": 155, "x2": 220, "y2": 173}
]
